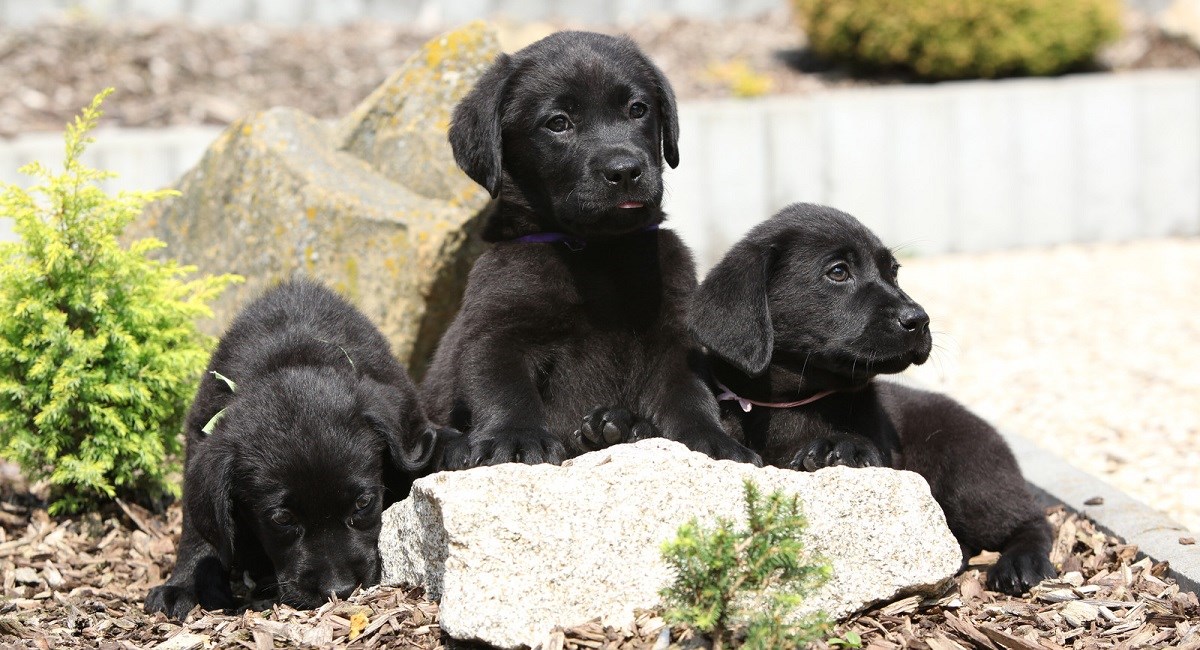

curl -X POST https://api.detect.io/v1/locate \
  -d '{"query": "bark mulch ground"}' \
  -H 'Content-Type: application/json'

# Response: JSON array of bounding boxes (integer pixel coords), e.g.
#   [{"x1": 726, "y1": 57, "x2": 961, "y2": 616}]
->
[{"x1": 1, "y1": 493, "x2": 1196, "y2": 649}]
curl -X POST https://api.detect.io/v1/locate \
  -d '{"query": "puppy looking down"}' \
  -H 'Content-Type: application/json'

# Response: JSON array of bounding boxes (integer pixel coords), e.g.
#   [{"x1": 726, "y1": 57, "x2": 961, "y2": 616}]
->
[
  {"x1": 422, "y1": 31, "x2": 759, "y2": 467},
  {"x1": 688, "y1": 203, "x2": 1055, "y2": 595},
  {"x1": 145, "y1": 280, "x2": 453, "y2": 620}
]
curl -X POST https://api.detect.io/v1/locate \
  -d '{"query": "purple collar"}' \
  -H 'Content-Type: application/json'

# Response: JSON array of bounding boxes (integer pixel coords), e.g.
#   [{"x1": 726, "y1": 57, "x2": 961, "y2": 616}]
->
[
  {"x1": 512, "y1": 231, "x2": 587, "y2": 250},
  {"x1": 511, "y1": 224, "x2": 659, "y2": 251},
  {"x1": 714, "y1": 379, "x2": 837, "y2": 413}
]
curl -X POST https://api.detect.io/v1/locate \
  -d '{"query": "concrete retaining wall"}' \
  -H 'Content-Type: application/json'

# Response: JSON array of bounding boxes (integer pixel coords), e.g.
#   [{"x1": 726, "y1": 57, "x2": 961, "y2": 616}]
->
[
  {"x1": 3, "y1": 69, "x2": 1199, "y2": 265},
  {"x1": 0, "y1": 0, "x2": 781, "y2": 28},
  {"x1": 665, "y1": 69, "x2": 1200, "y2": 267}
]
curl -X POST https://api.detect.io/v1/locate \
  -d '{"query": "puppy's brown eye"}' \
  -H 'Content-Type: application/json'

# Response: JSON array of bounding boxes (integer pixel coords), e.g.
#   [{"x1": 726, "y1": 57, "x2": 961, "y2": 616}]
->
[
  {"x1": 270, "y1": 510, "x2": 295, "y2": 527},
  {"x1": 546, "y1": 115, "x2": 570, "y2": 132},
  {"x1": 355, "y1": 494, "x2": 373, "y2": 511},
  {"x1": 826, "y1": 264, "x2": 850, "y2": 282},
  {"x1": 629, "y1": 102, "x2": 648, "y2": 119}
]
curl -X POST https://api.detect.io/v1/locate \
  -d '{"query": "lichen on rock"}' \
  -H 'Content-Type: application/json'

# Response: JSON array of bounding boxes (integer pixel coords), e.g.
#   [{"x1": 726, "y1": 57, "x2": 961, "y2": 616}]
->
[{"x1": 133, "y1": 22, "x2": 500, "y2": 376}]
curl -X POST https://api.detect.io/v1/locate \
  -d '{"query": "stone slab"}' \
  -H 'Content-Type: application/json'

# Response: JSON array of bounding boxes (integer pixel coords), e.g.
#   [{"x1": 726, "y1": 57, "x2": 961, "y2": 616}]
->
[{"x1": 380, "y1": 439, "x2": 962, "y2": 649}]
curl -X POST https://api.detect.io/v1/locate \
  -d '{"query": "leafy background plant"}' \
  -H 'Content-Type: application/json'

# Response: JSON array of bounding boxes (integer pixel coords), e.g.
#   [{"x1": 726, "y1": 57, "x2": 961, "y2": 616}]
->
[
  {"x1": 0, "y1": 89, "x2": 241, "y2": 514},
  {"x1": 793, "y1": 0, "x2": 1122, "y2": 80},
  {"x1": 660, "y1": 480, "x2": 831, "y2": 649}
]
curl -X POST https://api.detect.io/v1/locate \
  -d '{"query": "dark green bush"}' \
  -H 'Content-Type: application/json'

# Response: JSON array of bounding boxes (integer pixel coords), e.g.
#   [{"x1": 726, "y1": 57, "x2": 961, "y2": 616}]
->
[
  {"x1": 793, "y1": 0, "x2": 1122, "y2": 79},
  {"x1": 0, "y1": 90, "x2": 241, "y2": 514}
]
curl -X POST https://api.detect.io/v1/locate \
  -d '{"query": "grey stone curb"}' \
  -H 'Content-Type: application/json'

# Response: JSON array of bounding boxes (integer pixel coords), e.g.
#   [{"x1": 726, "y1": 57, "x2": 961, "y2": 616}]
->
[{"x1": 1002, "y1": 429, "x2": 1200, "y2": 595}]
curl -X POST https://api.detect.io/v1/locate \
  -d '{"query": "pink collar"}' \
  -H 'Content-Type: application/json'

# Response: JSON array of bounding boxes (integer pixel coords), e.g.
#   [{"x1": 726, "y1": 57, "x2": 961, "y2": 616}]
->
[{"x1": 714, "y1": 379, "x2": 837, "y2": 413}]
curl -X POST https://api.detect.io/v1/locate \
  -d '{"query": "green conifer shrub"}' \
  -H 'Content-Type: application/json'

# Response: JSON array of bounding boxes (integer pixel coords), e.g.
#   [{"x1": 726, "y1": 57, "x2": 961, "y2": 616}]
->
[
  {"x1": 0, "y1": 89, "x2": 241, "y2": 514},
  {"x1": 793, "y1": 0, "x2": 1122, "y2": 80},
  {"x1": 660, "y1": 480, "x2": 832, "y2": 649}
]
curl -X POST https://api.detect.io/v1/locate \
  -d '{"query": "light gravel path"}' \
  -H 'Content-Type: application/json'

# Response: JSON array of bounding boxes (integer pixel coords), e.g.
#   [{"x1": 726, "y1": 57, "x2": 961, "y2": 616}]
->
[{"x1": 899, "y1": 238, "x2": 1200, "y2": 533}]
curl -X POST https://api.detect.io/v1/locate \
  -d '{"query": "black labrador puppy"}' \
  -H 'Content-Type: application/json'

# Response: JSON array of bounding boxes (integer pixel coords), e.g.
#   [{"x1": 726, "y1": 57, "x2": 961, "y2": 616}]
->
[
  {"x1": 422, "y1": 31, "x2": 759, "y2": 467},
  {"x1": 688, "y1": 203, "x2": 1056, "y2": 595},
  {"x1": 145, "y1": 280, "x2": 454, "y2": 619}
]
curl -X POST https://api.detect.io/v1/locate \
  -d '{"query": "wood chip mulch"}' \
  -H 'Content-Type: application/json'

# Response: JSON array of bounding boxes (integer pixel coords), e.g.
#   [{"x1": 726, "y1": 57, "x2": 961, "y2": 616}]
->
[
  {"x1": 550, "y1": 507, "x2": 1200, "y2": 650},
  {"x1": 0, "y1": 498, "x2": 441, "y2": 649},
  {"x1": 3, "y1": 9, "x2": 1199, "y2": 139},
  {"x1": 1, "y1": 495, "x2": 1196, "y2": 649}
]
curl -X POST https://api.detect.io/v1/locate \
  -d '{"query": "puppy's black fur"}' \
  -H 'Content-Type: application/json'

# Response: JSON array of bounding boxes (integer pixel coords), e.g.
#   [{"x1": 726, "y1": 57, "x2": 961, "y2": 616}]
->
[
  {"x1": 422, "y1": 31, "x2": 758, "y2": 467},
  {"x1": 689, "y1": 204, "x2": 1056, "y2": 595},
  {"x1": 145, "y1": 280, "x2": 454, "y2": 620}
]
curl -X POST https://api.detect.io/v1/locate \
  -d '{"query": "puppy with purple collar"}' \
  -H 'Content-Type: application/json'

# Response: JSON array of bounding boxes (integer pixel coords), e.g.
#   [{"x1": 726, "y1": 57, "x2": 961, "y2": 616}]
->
[
  {"x1": 688, "y1": 203, "x2": 1056, "y2": 595},
  {"x1": 421, "y1": 31, "x2": 759, "y2": 468}
]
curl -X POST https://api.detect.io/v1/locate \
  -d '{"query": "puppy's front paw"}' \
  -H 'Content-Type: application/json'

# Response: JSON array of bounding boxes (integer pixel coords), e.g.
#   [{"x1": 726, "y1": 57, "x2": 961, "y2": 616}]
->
[
  {"x1": 145, "y1": 584, "x2": 197, "y2": 620},
  {"x1": 679, "y1": 430, "x2": 762, "y2": 466},
  {"x1": 987, "y1": 549, "x2": 1056, "y2": 595},
  {"x1": 790, "y1": 435, "x2": 884, "y2": 471},
  {"x1": 573, "y1": 406, "x2": 659, "y2": 451},
  {"x1": 438, "y1": 431, "x2": 475, "y2": 471},
  {"x1": 471, "y1": 428, "x2": 566, "y2": 466}
]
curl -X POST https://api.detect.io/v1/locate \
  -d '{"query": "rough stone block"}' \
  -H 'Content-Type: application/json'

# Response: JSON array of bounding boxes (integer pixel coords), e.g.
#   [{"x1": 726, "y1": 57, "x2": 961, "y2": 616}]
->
[
  {"x1": 380, "y1": 439, "x2": 962, "y2": 649},
  {"x1": 132, "y1": 23, "x2": 499, "y2": 375}
]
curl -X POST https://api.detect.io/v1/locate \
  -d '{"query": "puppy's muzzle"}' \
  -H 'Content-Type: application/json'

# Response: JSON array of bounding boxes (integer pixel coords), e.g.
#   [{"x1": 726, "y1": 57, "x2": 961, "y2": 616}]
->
[
  {"x1": 599, "y1": 155, "x2": 642, "y2": 192},
  {"x1": 897, "y1": 306, "x2": 930, "y2": 335}
]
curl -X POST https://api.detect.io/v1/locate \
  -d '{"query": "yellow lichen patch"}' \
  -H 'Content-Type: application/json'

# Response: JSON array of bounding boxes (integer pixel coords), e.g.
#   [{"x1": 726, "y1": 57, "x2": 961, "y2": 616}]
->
[
  {"x1": 425, "y1": 21, "x2": 487, "y2": 69},
  {"x1": 133, "y1": 20, "x2": 494, "y2": 374}
]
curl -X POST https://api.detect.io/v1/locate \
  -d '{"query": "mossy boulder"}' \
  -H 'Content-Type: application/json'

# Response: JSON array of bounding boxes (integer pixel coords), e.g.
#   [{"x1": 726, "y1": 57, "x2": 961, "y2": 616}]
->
[{"x1": 134, "y1": 23, "x2": 498, "y2": 377}]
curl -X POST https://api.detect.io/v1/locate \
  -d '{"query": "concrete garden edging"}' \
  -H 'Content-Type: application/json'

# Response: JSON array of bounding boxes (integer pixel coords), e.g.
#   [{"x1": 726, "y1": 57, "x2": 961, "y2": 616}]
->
[
  {"x1": 666, "y1": 68, "x2": 1200, "y2": 269},
  {"x1": 1002, "y1": 428, "x2": 1200, "y2": 595}
]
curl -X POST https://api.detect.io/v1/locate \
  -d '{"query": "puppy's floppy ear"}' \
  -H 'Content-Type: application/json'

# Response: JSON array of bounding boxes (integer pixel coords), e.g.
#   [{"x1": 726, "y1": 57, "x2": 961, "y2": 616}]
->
[
  {"x1": 688, "y1": 239, "x2": 775, "y2": 376},
  {"x1": 448, "y1": 53, "x2": 513, "y2": 198},
  {"x1": 183, "y1": 439, "x2": 235, "y2": 566},
  {"x1": 359, "y1": 378, "x2": 439, "y2": 473},
  {"x1": 647, "y1": 59, "x2": 680, "y2": 169}
]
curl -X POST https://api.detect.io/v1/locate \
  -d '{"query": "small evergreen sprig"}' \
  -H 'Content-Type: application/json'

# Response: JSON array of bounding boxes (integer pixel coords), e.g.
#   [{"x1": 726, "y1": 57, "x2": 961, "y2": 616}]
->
[
  {"x1": 0, "y1": 89, "x2": 241, "y2": 514},
  {"x1": 660, "y1": 480, "x2": 832, "y2": 649}
]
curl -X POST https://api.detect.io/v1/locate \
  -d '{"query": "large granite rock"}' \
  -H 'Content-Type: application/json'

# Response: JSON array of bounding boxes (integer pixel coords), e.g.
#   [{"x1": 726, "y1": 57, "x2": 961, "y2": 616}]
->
[
  {"x1": 380, "y1": 439, "x2": 962, "y2": 649},
  {"x1": 134, "y1": 23, "x2": 498, "y2": 375}
]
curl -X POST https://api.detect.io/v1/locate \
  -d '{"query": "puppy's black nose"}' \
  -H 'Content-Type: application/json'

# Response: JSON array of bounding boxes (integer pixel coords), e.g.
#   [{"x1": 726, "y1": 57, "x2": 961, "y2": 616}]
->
[
  {"x1": 898, "y1": 307, "x2": 930, "y2": 332},
  {"x1": 601, "y1": 157, "x2": 642, "y2": 188}
]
